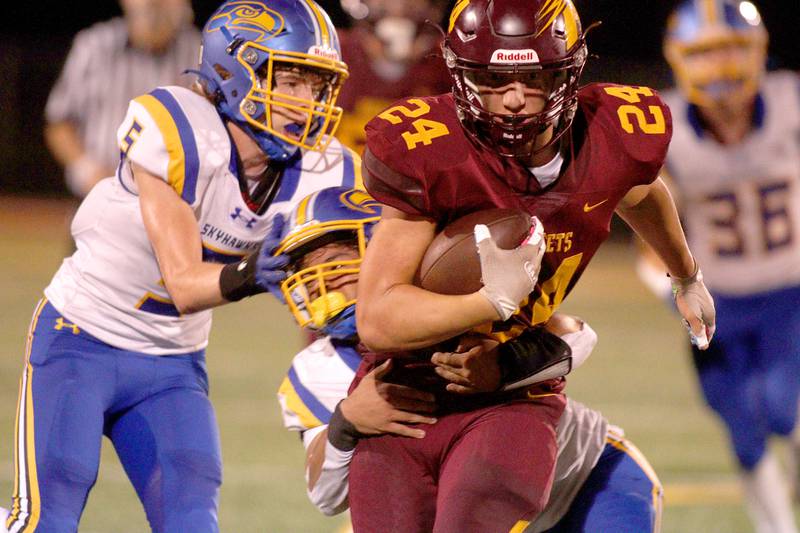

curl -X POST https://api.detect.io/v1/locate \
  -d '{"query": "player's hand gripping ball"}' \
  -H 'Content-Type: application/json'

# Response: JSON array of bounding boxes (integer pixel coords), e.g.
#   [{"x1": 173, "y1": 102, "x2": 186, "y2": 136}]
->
[{"x1": 416, "y1": 208, "x2": 544, "y2": 320}]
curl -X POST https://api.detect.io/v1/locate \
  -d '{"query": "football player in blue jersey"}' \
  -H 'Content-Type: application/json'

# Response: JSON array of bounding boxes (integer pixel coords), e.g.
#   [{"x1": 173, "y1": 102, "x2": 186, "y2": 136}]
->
[
  {"x1": 275, "y1": 186, "x2": 663, "y2": 532},
  {"x1": 638, "y1": 1, "x2": 800, "y2": 531},
  {"x1": 3, "y1": 1, "x2": 358, "y2": 532}
]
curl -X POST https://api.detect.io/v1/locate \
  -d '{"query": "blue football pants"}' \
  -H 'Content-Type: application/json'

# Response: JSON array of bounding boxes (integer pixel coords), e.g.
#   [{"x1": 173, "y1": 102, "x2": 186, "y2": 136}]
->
[
  {"x1": 5, "y1": 300, "x2": 222, "y2": 533},
  {"x1": 543, "y1": 435, "x2": 662, "y2": 533},
  {"x1": 691, "y1": 285, "x2": 800, "y2": 470}
]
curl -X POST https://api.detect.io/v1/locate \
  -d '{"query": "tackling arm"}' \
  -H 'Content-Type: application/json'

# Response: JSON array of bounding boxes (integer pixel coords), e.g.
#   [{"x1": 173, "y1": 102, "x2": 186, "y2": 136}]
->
[
  {"x1": 136, "y1": 163, "x2": 228, "y2": 314},
  {"x1": 304, "y1": 426, "x2": 352, "y2": 516},
  {"x1": 355, "y1": 205, "x2": 501, "y2": 352},
  {"x1": 301, "y1": 360, "x2": 436, "y2": 516}
]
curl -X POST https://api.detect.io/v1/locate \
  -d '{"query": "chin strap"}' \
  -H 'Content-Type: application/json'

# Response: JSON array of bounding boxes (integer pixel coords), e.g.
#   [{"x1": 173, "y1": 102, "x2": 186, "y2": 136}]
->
[{"x1": 320, "y1": 305, "x2": 358, "y2": 341}]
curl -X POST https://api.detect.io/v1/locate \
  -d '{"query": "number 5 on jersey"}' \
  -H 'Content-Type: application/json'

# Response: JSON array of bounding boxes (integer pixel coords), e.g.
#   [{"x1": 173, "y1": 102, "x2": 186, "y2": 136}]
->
[{"x1": 378, "y1": 99, "x2": 450, "y2": 150}]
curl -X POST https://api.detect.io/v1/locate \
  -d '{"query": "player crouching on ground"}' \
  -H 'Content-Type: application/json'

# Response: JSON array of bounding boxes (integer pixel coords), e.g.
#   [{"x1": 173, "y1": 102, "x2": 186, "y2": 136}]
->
[{"x1": 273, "y1": 187, "x2": 662, "y2": 532}]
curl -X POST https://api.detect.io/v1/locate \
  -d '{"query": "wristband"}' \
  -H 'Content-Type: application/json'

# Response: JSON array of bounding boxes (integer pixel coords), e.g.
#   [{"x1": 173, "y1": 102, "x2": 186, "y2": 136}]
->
[
  {"x1": 498, "y1": 327, "x2": 573, "y2": 391},
  {"x1": 219, "y1": 248, "x2": 264, "y2": 302},
  {"x1": 667, "y1": 257, "x2": 700, "y2": 292},
  {"x1": 327, "y1": 401, "x2": 363, "y2": 452}
]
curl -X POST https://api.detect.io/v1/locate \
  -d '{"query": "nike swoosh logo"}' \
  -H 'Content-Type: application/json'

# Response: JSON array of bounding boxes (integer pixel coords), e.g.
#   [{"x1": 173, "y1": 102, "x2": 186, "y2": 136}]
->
[{"x1": 583, "y1": 199, "x2": 609, "y2": 212}]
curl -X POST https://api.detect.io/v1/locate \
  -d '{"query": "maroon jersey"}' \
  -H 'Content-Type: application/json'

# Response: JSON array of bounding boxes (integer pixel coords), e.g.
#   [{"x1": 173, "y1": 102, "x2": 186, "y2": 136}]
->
[{"x1": 363, "y1": 83, "x2": 672, "y2": 339}]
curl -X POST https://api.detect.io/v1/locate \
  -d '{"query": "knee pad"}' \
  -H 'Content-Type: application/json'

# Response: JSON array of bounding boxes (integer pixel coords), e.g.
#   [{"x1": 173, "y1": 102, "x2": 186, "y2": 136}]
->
[
  {"x1": 142, "y1": 450, "x2": 221, "y2": 533},
  {"x1": 731, "y1": 432, "x2": 767, "y2": 471},
  {"x1": 763, "y1": 389, "x2": 799, "y2": 438},
  {"x1": 164, "y1": 449, "x2": 222, "y2": 496},
  {"x1": 44, "y1": 456, "x2": 98, "y2": 503}
]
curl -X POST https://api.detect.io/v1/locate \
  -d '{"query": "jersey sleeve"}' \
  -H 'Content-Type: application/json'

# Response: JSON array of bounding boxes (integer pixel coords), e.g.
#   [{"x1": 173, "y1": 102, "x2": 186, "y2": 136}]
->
[
  {"x1": 581, "y1": 83, "x2": 673, "y2": 188},
  {"x1": 362, "y1": 145, "x2": 430, "y2": 215},
  {"x1": 276, "y1": 340, "x2": 356, "y2": 434},
  {"x1": 116, "y1": 88, "x2": 201, "y2": 204},
  {"x1": 362, "y1": 96, "x2": 459, "y2": 218}
]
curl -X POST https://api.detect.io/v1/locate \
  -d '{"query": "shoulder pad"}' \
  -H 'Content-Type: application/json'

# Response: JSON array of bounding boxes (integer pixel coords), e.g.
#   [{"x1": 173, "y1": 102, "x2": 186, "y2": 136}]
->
[
  {"x1": 578, "y1": 83, "x2": 672, "y2": 186},
  {"x1": 363, "y1": 94, "x2": 468, "y2": 216},
  {"x1": 117, "y1": 87, "x2": 203, "y2": 204},
  {"x1": 362, "y1": 146, "x2": 429, "y2": 215}
]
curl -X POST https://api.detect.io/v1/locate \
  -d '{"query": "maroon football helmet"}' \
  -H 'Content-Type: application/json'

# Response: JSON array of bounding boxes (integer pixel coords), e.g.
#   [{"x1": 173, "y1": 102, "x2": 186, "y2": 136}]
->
[{"x1": 443, "y1": 0, "x2": 588, "y2": 158}]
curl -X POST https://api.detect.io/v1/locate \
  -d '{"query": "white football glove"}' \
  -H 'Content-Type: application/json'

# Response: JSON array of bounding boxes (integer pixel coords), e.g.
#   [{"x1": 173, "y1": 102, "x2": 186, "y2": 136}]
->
[
  {"x1": 671, "y1": 264, "x2": 716, "y2": 350},
  {"x1": 475, "y1": 217, "x2": 546, "y2": 321}
]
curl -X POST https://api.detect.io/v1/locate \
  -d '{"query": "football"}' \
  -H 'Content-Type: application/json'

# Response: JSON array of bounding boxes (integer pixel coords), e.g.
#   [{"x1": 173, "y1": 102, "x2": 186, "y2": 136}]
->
[{"x1": 416, "y1": 208, "x2": 532, "y2": 295}]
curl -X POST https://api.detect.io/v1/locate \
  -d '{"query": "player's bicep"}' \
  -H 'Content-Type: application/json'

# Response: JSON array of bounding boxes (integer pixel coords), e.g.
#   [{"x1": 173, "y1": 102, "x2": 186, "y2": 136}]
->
[
  {"x1": 135, "y1": 163, "x2": 202, "y2": 284},
  {"x1": 617, "y1": 177, "x2": 671, "y2": 210},
  {"x1": 360, "y1": 205, "x2": 436, "y2": 296}
]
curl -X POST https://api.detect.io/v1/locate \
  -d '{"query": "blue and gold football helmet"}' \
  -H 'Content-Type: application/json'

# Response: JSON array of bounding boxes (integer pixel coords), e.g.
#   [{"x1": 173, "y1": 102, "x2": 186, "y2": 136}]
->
[
  {"x1": 274, "y1": 187, "x2": 381, "y2": 338},
  {"x1": 664, "y1": 0, "x2": 767, "y2": 107},
  {"x1": 199, "y1": 0, "x2": 349, "y2": 162}
]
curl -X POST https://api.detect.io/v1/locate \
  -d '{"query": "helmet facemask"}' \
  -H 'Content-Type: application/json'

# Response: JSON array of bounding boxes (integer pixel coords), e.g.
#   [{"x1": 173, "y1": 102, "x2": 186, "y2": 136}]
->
[
  {"x1": 283, "y1": 245, "x2": 361, "y2": 330},
  {"x1": 446, "y1": 43, "x2": 587, "y2": 159},
  {"x1": 277, "y1": 223, "x2": 374, "y2": 331},
  {"x1": 665, "y1": 30, "x2": 766, "y2": 108},
  {"x1": 236, "y1": 43, "x2": 349, "y2": 155}
]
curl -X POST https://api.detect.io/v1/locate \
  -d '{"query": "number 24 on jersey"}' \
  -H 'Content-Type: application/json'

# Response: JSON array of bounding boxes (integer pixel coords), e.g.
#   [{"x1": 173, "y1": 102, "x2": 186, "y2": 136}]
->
[{"x1": 378, "y1": 99, "x2": 450, "y2": 150}]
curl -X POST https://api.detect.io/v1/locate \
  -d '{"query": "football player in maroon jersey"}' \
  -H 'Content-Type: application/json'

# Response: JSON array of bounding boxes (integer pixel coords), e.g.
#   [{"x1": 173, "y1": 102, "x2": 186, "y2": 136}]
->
[{"x1": 348, "y1": 0, "x2": 716, "y2": 531}]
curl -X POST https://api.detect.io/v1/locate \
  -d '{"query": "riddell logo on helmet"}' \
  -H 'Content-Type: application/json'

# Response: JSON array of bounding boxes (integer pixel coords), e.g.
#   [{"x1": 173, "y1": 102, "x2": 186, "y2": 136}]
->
[
  {"x1": 490, "y1": 49, "x2": 540, "y2": 64},
  {"x1": 308, "y1": 46, "x2": 340, "y2": 61}
]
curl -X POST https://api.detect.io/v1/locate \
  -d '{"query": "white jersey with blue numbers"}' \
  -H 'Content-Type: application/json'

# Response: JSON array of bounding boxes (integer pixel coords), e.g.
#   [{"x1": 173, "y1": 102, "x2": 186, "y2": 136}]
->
[
  {"x1": 663, "y1": 71, "x2": 800, "y2": 296},
  {"x1": 44, "y1": 86, "x2": 362, "y2": 355},
  {"x1": 277, "y1": 336, "x2": 609, "y2": 528}
]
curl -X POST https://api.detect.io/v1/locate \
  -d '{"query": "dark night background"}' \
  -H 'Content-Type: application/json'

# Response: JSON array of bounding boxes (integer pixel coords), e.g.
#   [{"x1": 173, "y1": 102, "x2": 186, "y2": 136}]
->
[{"x1": 1, "y1": 0, "x2": 798, "y2": 196}]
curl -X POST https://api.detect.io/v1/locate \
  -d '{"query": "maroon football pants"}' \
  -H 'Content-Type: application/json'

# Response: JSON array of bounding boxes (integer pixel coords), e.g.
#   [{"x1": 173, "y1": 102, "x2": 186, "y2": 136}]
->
[{"x1": 348, "y1": 393, "x2": 565, "y2": 533}]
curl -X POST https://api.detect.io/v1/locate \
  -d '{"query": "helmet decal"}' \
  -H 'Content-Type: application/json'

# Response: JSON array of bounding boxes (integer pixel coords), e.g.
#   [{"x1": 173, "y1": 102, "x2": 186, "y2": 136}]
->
[
  {"x1": 536, "y1": 0, "x2": 569, "y2": 38},
  {"x1": 340, "y1": 189, "x2": 381, "y2": 214},
  {"x1": 490, "y1": 49, "x2": 540, "y2": 64},
  {"x1": 448, "y1": 0, "x2": 471, "y2": 33},
  {"x1": 562, "y1": 1, "x2": 580, "y2": 49},
  {"x1": 206, "y1": 2, "x2": 285, "y2": 43}
]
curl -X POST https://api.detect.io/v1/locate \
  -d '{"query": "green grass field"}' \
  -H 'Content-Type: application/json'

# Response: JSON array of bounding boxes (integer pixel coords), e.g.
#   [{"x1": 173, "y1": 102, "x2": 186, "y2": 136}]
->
[{"x1": 0, "y1": 196, "x2": 784, "y2": 532}]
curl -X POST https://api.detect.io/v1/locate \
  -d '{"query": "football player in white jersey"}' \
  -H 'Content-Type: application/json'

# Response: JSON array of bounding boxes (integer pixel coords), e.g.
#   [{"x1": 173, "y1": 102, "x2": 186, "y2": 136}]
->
[
  {"x1": 274, "y1": 187, "x2": 663, "y2": 532},
  {"x1": 638, "y1": 1, "x2": 800, "y2": 531},
  {"x1": 3, "y1": 1, "x2": 359, "y2": 532}
]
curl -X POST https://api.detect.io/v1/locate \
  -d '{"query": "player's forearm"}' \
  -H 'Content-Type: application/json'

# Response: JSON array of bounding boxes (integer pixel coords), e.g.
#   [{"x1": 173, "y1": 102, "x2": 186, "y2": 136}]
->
[
  {"x1": 137, "y1": 168, "x2": 232, "y2": 313},
  {"x1": 617, "y1": 179, "x2": 695, "y2": 278},
  {"x1": 161, "y1": 262, "x2": 228, "y2": 314},
  {"x1": 356, "y1": 284, "x2": 498, "y2": 352},
  {"x1": 305, "y1": 427, "x2": 351, "y2": 516}
]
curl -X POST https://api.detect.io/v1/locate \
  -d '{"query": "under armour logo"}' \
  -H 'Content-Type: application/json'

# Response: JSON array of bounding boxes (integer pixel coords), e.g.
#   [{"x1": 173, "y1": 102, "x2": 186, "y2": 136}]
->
[
  {"x1": 230, "y1": 207, "x2": 258, "y2": 229},
  {"x1": 54, "y1": 317, "x2": 80, "y2": 335}
]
